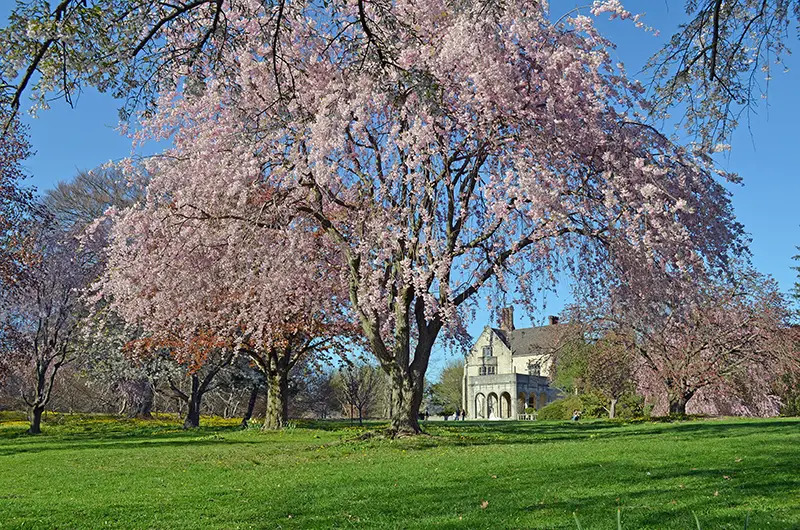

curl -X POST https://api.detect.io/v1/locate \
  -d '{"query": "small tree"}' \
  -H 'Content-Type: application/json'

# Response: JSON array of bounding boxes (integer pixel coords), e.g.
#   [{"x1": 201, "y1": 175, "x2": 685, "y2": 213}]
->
[
  {"x1": 100, "y1": 192, "x2": 351, "y2": 430},
  {"x1": 552, "y1": 339, "x2": 592, "y2": 396},
  {"x1": 430, "y1": 359, "x2": 464, "y2": 413},
  {"x1": 290, "y1": 364, "x2": 338, "y2": 420},
  {"x1": 126, "y1": 332, "x2": 235, "y2": 429},
  {"x1": 0, "y1": 224, "x2": 100, "y2": 433},
  {"x1": 42, "y1": 166, "x2": 143, "y2": 229},
  {"x1": 584, "y1": 334, "x2": 635, "y2": 419},
  {"x1": 334, "y1": 362, "x2": 382, "y2": 425}
]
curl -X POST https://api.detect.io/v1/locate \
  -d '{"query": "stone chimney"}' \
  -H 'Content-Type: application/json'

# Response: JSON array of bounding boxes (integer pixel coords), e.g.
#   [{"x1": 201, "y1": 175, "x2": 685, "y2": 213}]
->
[
  {"x1": 548, "y1": 315, "x2": 560, "y2": 326},
  {"x1": 500, "y1": 307, "x2": 515, "y2": 331}
]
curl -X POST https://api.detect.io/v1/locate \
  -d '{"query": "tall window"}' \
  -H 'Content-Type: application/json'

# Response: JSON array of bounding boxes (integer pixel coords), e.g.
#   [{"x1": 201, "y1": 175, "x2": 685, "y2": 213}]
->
[
  {"x1": 482, "y1": 345, "x2": 492, "y2": 357},
  {"x1": 487, "y1": 366, "x2": 496, "y2": 375},
  {"x1": 479, "y1": 366, "x2": 487, "y2": 375}
]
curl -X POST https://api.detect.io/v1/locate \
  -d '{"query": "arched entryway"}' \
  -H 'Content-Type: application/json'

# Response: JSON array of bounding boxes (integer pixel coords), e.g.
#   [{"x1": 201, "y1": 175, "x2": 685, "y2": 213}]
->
[
  {"x1": 517, "y1": 392, "x2": 526, "y2": 413},
  {"x1": 538, "y1": 392, "x2": 548, "y2": 409},
  {"x1": 500, "y1": 392, "x2": 512, "y2": 419},
  {"x1": 487, "y1": 393, "x2": 498, "y2": 419},
  {"x1": 475, "y1": 393, "x2": 486, "y2": 419}
]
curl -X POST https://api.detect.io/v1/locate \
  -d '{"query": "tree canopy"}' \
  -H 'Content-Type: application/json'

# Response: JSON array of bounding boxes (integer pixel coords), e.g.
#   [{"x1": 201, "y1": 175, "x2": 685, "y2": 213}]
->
[{"x1": 643, "y1": 0, "x2": 800, "y2": 150}]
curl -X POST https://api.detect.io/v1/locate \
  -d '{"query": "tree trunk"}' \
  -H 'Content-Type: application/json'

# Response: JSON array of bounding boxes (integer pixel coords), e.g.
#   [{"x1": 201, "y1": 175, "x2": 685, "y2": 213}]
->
[
  {"x1": 354, "y1": 288, "x2": 439, "y2": 436},
  {"x1": 241, "y1": 386, "x2": 259, "y2": 428},
  {"x1": 388, "y1": 372, "x2": 423, "y2": 435},
  {"x1": 183, "y1": 375, "x2": 202, "y2": 429},
  {"x1": 184, "y1": 399, "x2": 201, "y2": 428},
  {"x1": 263, "y1": 370, "x2": 289, "y2": 430},
  {"x1": 133, "y1": 381, "x2": 154, "y2": 419},
  {"x1": 668, "y1": 395, "x2": 689, "y2": 415},
  {"x1": 667, "y1": 387, "x2": 695, "y2": 415},
  {"x1": 383, "y1": 316, "x2": 435, "y2": 436},
  {"x1": 609, "y1": 398, "x2": 618, "y2": 419},
  {"x1": 28, "y1": 405, "x2": 44, "y2": 434}
]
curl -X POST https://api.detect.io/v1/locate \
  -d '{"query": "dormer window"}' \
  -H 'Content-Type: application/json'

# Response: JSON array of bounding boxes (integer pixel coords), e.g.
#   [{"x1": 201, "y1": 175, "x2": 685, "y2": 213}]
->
[{"x1": 482, "y1": 345, "x2": 492, "y2": 358}]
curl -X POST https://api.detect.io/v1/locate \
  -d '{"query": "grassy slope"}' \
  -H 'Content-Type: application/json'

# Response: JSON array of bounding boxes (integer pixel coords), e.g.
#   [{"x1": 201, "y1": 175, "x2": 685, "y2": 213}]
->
[{"x1": 0, "y1": 413, "x2": 797, "y2": 529}]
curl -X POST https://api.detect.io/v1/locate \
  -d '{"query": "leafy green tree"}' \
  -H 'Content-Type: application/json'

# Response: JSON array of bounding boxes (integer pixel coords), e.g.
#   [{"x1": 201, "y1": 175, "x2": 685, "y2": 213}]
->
[
  {"x1": 552, "y1": 334, "x2": 636, "y2": 418},
  {"x1": 583, "y1": 333, "x2": 635, "y2": 419},
  {"x1": 430, "y1": 359, "x2": 464, "y2": 413},
  {"x1": 552, "y1": 339, "x2": 592, "y2": 396},
  {"x1": 0, "y1": 0, "x2": 237, "y2": 126}
]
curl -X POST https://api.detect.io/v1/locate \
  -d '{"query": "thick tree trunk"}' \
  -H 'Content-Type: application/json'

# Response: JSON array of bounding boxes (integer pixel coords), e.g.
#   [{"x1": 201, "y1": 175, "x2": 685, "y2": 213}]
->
[
  {"x1": 184, "y1": 399, "x2": 201, "y2": 428},
  {"x1": 263, "y1": 370, "x2": 289, "y2": 430},
  {"x1": 383, "y1": 304, "x2": 437, "y2": 436},
  {"x1": 28, "y1": 405, "x2": 44, "y2": 434},
  {"x1": 353, "y1": 285, "x2": 440, "y2": 436},
  {"x1": 241, "y1": 386, "x2": 259, "y2": 428},
  {"x1": 609, "y1": 398, "x2": 618, "y2": 419},
  {"x1": 133, "y1": 381, "x2": 154, "y2": 419},
  {"x1": 668, "y1": 395, "x2": 689, "y2": 415},
  {"x1": 183, "y1": 375, "x2": 202, "y2": 429},
  {"x1": 666, "y1": 380, "x2": 694, "y2": 415},
  {"x1": 27, "y1": 354, "x2": 60, "y2": 435},
  {"x1": 667, "y1": 387, "x2": 695, "y2": 415},
  {"x1": 388, "y1": 373, "x2": 423, "y2": 435}
]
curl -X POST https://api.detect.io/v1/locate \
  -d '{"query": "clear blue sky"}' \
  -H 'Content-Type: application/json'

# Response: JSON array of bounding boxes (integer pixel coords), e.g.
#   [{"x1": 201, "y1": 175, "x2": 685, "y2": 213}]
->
[{"x1": 4, "y1": 2, "x2": 798, "y2": 374}]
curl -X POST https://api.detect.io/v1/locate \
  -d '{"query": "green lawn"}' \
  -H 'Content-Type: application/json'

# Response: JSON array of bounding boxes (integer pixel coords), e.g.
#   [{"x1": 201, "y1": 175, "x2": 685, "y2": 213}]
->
[{"x1": 0, "y1": 413, "x2": 797, "y2": 529}]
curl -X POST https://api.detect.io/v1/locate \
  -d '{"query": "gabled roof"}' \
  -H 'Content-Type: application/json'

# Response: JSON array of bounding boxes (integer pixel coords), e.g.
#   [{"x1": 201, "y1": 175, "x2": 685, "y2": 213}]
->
[{"x1": 492, "y1": 324, "x2": 577, "y2": 357}]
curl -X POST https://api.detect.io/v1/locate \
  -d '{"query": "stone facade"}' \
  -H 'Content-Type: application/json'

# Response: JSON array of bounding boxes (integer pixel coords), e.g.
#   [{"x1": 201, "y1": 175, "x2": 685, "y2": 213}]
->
[{"x1": 462, "y1": 309, "x2": 569, "y2": 419}]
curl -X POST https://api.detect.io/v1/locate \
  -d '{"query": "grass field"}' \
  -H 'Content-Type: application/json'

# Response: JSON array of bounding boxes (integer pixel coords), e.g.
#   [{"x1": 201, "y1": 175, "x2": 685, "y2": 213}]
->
[{"x1": 0, "y1": 413, "x2": 798, "y2": 529}]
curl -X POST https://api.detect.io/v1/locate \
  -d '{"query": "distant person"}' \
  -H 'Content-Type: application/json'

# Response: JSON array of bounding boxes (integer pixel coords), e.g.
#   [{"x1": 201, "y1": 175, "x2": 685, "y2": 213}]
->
[
  {"x1": 571, "y1": 410, "x2": 582, "y2": 422},
  {"x1": 424, "y1": 408, "x2": 429, "y2": 421}
]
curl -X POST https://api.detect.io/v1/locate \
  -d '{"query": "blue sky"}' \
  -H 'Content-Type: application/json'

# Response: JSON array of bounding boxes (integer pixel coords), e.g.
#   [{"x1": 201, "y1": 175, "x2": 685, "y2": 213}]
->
[{"x1": 4, "y1": 2, "x2": 798, "y2": 374}]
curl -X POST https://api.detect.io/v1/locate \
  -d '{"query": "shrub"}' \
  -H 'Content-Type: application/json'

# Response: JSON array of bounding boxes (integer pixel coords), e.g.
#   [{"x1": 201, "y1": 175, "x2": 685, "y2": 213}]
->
[
  {"x1": 537, "y1": 396, "x2": 584, "y2": 420},
  {"x1": 578, "y1": 392, "x2": 607, "y2": 417},
  {"x1": 615, "y1": 393, "x2": 645, "y2": 419},
  {"x1": 538, "y1": 392, "x2": 648, "y2": 420}
]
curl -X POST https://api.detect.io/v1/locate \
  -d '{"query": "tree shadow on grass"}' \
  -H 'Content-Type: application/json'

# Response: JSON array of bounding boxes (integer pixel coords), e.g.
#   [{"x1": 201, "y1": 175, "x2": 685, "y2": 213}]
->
[
  {"x1": 0, "y1": 417, "x2": 258, "y2": 457},
  {"x1": 394, "y1": 418, "x2": 800, "y2": 451},
  {"x1": 246, "y1": 457, "x2": 799, "y2": 529},
  {"x1": 519, "y1": 479, "x2": 799, "y2": 530},
  {"x1": 0, "y1": 433, "x2": 258, "y2": 457}
]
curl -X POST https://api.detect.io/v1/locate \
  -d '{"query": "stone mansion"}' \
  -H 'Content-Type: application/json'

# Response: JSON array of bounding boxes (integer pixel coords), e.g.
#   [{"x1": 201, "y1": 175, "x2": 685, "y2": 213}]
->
[{"x1": 461, "y1": 308, "x2": 573, "y2": 419}]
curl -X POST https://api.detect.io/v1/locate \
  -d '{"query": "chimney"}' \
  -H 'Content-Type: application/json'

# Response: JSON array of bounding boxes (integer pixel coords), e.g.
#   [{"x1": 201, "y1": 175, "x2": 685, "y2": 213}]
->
[
  {"x1": 548, "y1": 315, "x2": 560, "y2": 326},
  {"x1": 500, "y1": 307, "x2": 515, "y2": 331}
]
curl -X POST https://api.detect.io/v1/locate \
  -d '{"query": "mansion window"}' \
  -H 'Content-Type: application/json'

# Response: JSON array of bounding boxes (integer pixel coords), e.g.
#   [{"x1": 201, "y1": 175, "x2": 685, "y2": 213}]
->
[
  {"x1": 482, "y1": 345, "x2": 492, "y2": 357},
  {"x1": 479, "y1": 366, "x2": 496, "y2": 376}
]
